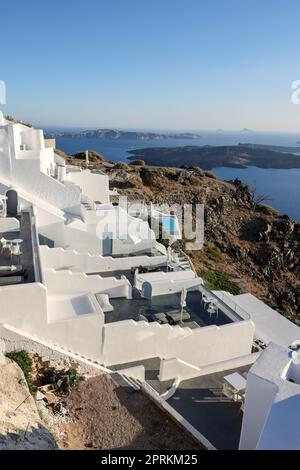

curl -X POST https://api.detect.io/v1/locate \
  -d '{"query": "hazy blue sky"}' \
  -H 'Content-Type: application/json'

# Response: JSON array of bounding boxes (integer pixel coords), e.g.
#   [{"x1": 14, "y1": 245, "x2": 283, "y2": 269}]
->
[{"x1": 1, "y1": 0, "x2": 300, "y2": 131}]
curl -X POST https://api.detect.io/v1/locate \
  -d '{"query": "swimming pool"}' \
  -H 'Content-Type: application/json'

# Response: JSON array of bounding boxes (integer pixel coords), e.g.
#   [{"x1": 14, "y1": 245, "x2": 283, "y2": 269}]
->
[{"x1": 160, "y1": 215, "x2": 177, "y2": 235}]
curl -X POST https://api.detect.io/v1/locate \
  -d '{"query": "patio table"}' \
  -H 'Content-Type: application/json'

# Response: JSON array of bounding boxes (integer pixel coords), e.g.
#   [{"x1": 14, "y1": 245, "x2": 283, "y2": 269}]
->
[{"x1": 224, "y1": 372, "x2": 246, "y2": 393}]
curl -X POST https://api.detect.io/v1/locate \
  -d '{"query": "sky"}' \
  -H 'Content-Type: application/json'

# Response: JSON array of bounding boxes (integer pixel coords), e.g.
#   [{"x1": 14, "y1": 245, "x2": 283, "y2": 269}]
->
[{"x1": 1, "y1": 0, "x2": 300, "y2": 131}]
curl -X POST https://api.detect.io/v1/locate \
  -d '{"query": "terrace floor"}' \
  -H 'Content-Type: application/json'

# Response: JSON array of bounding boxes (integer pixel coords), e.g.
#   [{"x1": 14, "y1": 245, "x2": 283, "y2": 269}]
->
[
  {"x1": 106, "y1": 290, "x2": 233, "y2": 327},
  {"x1": 0, "y1": 212, "x2": 35, "y2": 284},
  {"x1": 167, "y1": 365, "x2": 251, "y2": 450},
  {"x1": 110, "y1": 357, "x2": 174, "y2": 395}
]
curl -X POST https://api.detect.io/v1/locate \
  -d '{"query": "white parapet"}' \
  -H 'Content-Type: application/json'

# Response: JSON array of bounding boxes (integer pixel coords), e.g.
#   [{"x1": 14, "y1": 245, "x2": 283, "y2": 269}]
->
[
  {"x1": 39, "y1": 245, "x2": 167, "y2": 273},
  {"x1": 102, "y1": 318, "x2": 255, "y2": 368}
]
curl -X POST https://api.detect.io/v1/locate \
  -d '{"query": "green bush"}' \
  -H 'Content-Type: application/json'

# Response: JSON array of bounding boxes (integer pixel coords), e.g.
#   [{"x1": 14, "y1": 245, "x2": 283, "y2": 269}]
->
[
  {"x1": 114, "y1": 162, "x2": 130, "y2": 169},
  {"x1": 66, "y1": 367, "x2": 83, "y2": 387},
  {"x1": 6, "y1": 350, "x2": 34, "y2": 393},
  {"x1": 130, "y1": 159, "x2": 145, "y2": 166},
  {"x1": 192, "y1": 166, "x2": 205, "y2": 176},
  {"x1": 204, "y1": 170, "x2": 217, "y2": 179},
  {"x1": 257, "y1": 204, "x2": 279, "y2": 216},
  {"x1": 199, "y1": 270, "x2": 241, "y2": 295},
  {"x1": 204, "y1": 244, "x2": 223, "y2": 262}
]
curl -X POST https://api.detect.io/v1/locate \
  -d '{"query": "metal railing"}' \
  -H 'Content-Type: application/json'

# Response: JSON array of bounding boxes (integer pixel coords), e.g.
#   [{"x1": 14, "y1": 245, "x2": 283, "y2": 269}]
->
[{"x1": 198, "y1": 285, "x2": 250, "y2": 322}]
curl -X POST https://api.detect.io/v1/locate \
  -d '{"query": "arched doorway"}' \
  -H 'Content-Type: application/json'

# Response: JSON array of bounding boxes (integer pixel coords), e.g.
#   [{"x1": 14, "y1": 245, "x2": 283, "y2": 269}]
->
[
  {"x1": 141, "y1": 282, "x2": 152, "y2": 299},
  {"x1": 6, "y1": 189, "x2": 18, "y2": 216}
]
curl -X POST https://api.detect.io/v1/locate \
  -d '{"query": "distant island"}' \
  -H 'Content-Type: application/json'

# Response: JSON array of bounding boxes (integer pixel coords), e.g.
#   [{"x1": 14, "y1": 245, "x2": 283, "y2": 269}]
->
[
  {"x1": 46, "y1": 129, "x2": 201, "y2": 141},
  {"x1": 127, "y1": 143, "x2": 300, "y2": 170},
  {"x1": 240, "y1": 143, "x2": 300, "y2": 153}
]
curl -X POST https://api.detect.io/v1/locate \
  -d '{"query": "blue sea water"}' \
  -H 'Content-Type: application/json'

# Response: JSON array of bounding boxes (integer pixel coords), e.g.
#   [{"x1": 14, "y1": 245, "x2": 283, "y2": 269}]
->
[{"x1": 54, "y1": 131, "x2": 300, "y2": 222}]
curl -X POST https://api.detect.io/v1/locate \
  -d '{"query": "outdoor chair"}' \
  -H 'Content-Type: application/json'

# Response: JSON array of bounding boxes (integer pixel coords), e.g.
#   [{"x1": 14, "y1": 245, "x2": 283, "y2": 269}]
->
[
  {"x1": 11, "y1": 243, "x2": 22, "y2": 263},
  {"x1": 0, "y1": 237, "x2": 6, "y2": 252},
  {"x1": 207, "y1": 304, "x2": 218, "y2": 320},
  {"x1": 2, "y1": 245, "x2": 12, "y2": 260},
  {"x1": 0, "y1": 237, "x2": 12, "y2": 253},
  {"x1": 201, "y1": 294, "x2": 213, "y2": 307}
]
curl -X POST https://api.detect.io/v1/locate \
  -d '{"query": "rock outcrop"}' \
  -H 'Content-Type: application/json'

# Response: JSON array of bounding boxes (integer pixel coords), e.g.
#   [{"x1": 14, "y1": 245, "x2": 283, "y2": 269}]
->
[{"x1": 0, "y1": 359, "x2": 56, "y2": 450}]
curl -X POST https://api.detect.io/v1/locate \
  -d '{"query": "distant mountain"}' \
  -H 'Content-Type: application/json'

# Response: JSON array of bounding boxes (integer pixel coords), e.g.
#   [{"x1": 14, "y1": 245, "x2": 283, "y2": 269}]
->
[
  {"x1": 240, "y1": 128, "x2": 253, "y2": 132},
  {"x1": 46, "y1": 129, "x2": 201, "y2": 141}
]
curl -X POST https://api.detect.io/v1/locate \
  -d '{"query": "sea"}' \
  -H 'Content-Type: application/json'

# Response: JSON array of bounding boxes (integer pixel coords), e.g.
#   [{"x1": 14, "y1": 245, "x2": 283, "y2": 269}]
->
[{"x1": 50, "y1": 130, "x2": 300, "y2": 222}]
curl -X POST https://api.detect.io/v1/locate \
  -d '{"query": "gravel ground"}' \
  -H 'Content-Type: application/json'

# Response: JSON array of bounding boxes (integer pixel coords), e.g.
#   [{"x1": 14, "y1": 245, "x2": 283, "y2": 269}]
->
[{"x1": 56, "y1": 374, "x2": 203, "y2": 450}]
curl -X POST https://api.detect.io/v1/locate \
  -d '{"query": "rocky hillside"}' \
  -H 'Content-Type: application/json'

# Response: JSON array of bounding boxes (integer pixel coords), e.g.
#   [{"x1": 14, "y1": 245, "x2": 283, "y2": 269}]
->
[{"x1": 106, "y1": 163, "x2": 300, "y2": 323}]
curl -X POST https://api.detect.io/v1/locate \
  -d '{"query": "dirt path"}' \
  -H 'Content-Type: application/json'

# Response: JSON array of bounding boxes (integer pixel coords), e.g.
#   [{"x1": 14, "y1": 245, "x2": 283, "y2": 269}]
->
[{"x1": 55, "y1": 374, "x2": 203, "y2": 450}]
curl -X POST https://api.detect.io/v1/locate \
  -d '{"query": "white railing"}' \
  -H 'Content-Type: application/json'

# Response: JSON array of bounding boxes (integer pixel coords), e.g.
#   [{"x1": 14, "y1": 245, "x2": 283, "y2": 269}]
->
[{"x1": 205, "y1": 288, "x2": 250, "y2": 322}]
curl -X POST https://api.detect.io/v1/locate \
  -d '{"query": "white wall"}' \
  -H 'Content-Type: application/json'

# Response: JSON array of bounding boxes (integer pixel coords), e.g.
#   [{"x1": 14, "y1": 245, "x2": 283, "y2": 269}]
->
[
  {"x1": 102, "y1": 319, "x2": 255, "y2": 368},
  {"x1": 0, "y1": 122, "x2": 81, "y2": 211},
  {"x1": 0, "y1": 283, "x2": 104, "y2": 362},
  {"x1": 140, "y1": 277, "x2": 202, "y2": 297},
  {"x1": 11, "y1": 159, "x2": 81, "y2": 211},
  {"x1": 40, "y1": 245, "x2": 167, "y2": 273},
  {"x1": 43, "y1": 269, "x2": 132, "y2": 298},
  {"x1": 64, "y1": 218, "x2": 160, "y2": 256},
  {"x1": 0, "y1": 126, "x2": 11, "y2": 177},
  {"x1": 239, "y1": 372, "x2": 278, "y2": 450},
  {"x1": 63, "y1": 219, "x2": 100, "y2": 254},
  {"x1": 159, "y1": 352, "x2": 259, "y2": 382},
  {"x1": 36, "y1": 206, "x2": 65, "y2": 247},
  {"x1": 68, "y1": 169, "x2": 109, "y2": 204}
]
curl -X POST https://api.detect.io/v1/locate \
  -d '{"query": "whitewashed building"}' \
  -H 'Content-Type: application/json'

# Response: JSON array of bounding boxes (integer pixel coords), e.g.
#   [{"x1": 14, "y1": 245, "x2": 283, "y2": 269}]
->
[{"x1": 240, "y1": 341, "x2": 300, "y2": 449}]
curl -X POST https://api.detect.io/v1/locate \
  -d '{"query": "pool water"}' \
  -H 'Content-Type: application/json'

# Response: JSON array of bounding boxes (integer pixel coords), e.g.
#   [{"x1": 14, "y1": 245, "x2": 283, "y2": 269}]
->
[{"x1": 160, "y1": 216, "x2": 177, "y2": 234}]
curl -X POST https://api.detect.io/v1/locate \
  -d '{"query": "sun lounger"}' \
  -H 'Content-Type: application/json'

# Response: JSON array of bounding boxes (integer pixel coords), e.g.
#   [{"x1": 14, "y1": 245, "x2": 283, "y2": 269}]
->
[
  {"x1": 0, "y1": 265, "x2": 23, "y2": 277},
  {"x1": 166, "y1": 310, "x2": 191, "y2": 323},
  {"x1": 183, "y1": 321, "x2": 200, "y2": 329},
  {"x1": 0, "y1": 276, "x2": 24, "y2": 286},
  {"x1": 152, "y1": 312, "x2": 169, "y2": 324}
]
